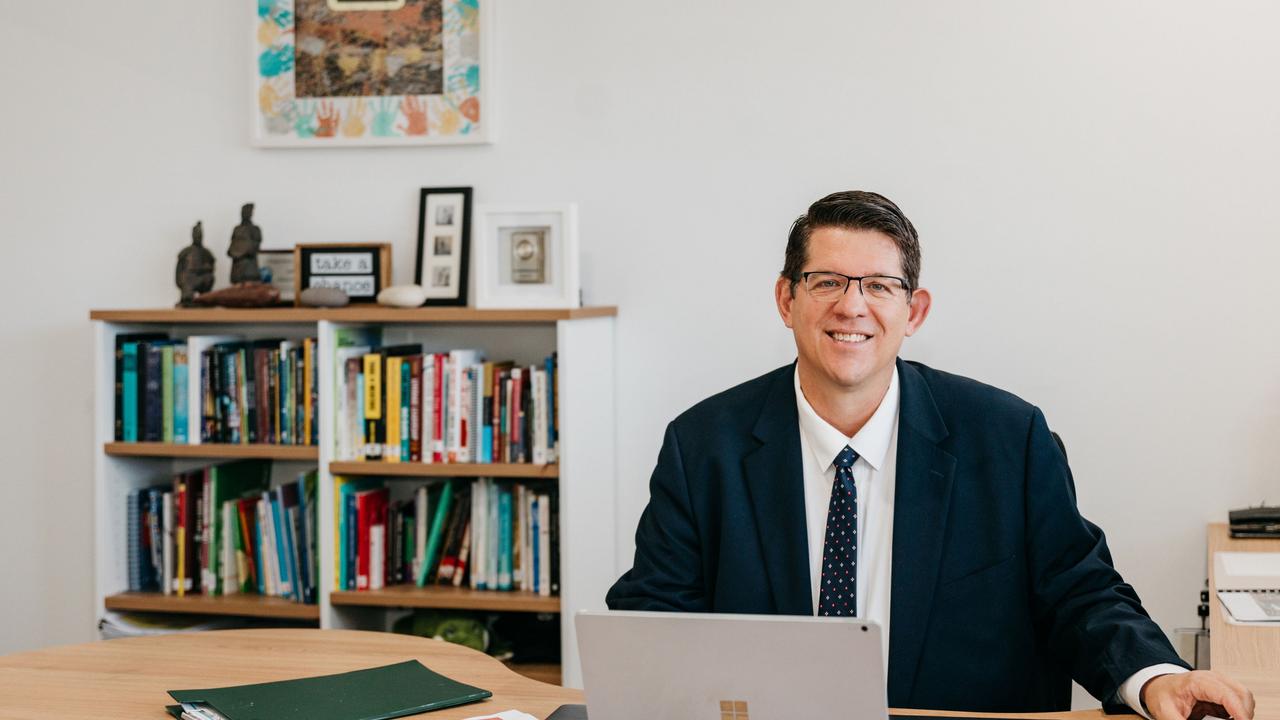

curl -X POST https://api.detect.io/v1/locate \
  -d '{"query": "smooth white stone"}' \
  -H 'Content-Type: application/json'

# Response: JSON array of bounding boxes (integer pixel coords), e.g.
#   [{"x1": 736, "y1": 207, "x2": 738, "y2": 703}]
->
[{"x1": 377, "y1": 284, "x2": 428, "y2": 308}]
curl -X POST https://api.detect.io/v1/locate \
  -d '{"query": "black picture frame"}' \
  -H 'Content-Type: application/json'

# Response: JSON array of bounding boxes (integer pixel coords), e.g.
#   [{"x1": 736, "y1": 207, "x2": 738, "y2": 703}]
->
[
  {"x1": 295, "y1": 243, "x2": 391, "y2": 305},
  {"x1": 414, "y1": 186, "x2": 473, "y2": 307}
]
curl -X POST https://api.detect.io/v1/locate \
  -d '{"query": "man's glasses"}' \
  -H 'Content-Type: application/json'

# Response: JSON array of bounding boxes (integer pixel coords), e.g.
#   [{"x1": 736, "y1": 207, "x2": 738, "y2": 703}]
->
[{"x1": 799, "y1": 272, "x2": 911, "y2": 304}]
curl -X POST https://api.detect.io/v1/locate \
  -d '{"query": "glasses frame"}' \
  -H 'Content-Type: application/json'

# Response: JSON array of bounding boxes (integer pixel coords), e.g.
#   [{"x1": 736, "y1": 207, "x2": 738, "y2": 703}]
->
[{"x1": 798, "y1": 271, "x2": 913, "y2": 302}]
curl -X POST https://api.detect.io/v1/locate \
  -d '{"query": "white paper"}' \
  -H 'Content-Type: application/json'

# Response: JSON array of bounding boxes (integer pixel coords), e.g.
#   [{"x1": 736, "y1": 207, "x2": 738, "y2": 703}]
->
[
  {"x1": 462, "y1": 711, "x2": 538, "y2": 720},
  {"x1": 1213, "y1": 551, "x2": 1280, "y2": 591}
]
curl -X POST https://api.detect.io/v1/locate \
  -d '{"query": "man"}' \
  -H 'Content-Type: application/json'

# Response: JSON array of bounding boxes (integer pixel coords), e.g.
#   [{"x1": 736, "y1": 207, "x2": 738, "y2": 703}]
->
[{"x1": 606, "y1": 191, "x2": 1254, "y2": 720}]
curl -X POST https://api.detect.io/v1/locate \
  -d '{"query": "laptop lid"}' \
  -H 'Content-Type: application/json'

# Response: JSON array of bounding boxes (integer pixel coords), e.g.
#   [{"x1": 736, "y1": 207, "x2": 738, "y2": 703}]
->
[{"x1": 576, "y1": 610, "x2": 887, "y2": 720}]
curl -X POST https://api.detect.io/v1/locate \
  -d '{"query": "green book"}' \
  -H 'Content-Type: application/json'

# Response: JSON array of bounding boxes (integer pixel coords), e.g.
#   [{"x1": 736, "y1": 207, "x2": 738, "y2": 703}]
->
[
  {"x1": 207, "y1": 460, "x2": 271, "y2": 595},
  {"x1": 167, "y1": 659, "x2": 491, "y2": 720},
  {"x1": 416, "y1": 481, "x2": 454, "y2": 587},
  {"x1": 161, "y1": 344, "x2": 175, "y2": 443}
]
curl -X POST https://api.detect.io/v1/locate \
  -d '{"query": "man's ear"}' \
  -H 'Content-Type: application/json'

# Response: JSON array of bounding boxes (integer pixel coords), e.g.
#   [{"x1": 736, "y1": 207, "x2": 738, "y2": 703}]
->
[
  {"x1": 775, "y1": 276, "x2": 795, "y2": 329},
  {"x1": 904, "y1": 287, "x2": 932, "y2": 337}
]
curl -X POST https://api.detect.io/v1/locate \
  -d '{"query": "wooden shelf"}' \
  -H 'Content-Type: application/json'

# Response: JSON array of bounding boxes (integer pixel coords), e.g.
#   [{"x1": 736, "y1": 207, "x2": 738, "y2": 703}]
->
[
  {"x1": 330, "y1": 461, "x2": 558, "y2": 479},
  {"x1": 330, "y1": 586, "x2": 560, "y2": 613},
  {"x1": 505, "y1": 662, "x2": 562, "y2": 686},
  {"x1": 104, "y1": 592, "x2": 320, "y2": 620},
  {"x1": 90, "y1": 306, "x2": 617, "y2": 324},
  {"x1": 104, "y1": 442, "x2": 318, "y2": 461}
]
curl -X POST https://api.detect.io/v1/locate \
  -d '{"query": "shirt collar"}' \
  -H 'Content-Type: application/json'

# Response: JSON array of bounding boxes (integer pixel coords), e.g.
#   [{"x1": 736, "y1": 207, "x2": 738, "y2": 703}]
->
[{"x1": 794, "y1": 365, "x2": 899, "y2": 473}]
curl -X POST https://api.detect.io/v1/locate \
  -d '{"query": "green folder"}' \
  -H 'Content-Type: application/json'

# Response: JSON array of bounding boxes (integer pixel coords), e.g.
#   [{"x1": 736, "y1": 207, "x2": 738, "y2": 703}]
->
[{"x1": 166, "y1": 659, "x2": 491, "y2": 720}]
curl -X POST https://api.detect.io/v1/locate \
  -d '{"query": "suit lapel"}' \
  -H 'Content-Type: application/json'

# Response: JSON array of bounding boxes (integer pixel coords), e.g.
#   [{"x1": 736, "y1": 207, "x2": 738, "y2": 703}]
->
[
  {"x1": 742, "y1": 364, "x2": 812, "y2": 615},
  {"x1": 888, "y1": 359, "x2": 957, "y2": 703}
]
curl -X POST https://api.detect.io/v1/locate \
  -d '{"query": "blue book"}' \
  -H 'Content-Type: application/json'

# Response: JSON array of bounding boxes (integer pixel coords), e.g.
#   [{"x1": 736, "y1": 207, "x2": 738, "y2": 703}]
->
[
  {"x1": 174, "y1": 355, "x2": 189, "y2": 444},
  {"x1": 253, "y1": 501, "x2": 266, "y2": 595},
  {"x1": 530, "y1": 496, "x2": 540, "y2": 594},
  {"x1": 400, "y1": 360, "x2": 411, "y2": 461},
  {"x1": 545, "y1": 354, "x2": 557, "y2": 448},
  {"x1": 122, "y1": 343, "x2": 140, "y2": 441},
  {"x1": 498, "y1": 487, "x2": 513, "y2": 590},
  {"x1": 271, "y1": 492, "x2": 293, "y2": 599}
]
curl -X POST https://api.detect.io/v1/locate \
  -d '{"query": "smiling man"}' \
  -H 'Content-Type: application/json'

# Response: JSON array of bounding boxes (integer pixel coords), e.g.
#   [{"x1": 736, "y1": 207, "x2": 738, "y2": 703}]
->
[{"x1": 606, "y1": 191, "x2": 1254, "y2": 719}]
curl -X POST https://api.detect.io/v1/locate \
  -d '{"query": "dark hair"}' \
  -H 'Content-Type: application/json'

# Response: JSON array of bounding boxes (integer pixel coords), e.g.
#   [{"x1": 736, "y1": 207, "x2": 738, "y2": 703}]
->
[{"x1": 781, "y1": 190, "x2": 922, "y2": 295}]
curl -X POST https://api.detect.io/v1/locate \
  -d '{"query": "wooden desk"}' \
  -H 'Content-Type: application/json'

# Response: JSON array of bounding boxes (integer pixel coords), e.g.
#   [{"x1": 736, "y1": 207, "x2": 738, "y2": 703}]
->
[
  {"x1": 0, "y1": 628, "x2": 1107, "y2": 719},
  {"x1": 1208, "y1": 523, "x2": 1280, "y2": 720},
  {"x1": 0, "y1": 629, "x2": 579, "y2": 719}
]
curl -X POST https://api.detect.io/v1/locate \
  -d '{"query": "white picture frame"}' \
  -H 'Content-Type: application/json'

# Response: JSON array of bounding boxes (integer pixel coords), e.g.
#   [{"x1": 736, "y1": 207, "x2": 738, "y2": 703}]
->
[{"x1": 474, "y1": 204, "x2": 580, "y2": 309}]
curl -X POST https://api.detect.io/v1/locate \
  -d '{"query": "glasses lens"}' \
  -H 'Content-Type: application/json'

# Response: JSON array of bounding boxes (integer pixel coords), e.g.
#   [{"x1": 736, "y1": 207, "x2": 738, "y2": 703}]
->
[
  {"x1": 860, "y1": 276, "x2": 905, "y2": 302},
  {"x1": 805, "y1": 273, "x2": 848, "y2": 300}
]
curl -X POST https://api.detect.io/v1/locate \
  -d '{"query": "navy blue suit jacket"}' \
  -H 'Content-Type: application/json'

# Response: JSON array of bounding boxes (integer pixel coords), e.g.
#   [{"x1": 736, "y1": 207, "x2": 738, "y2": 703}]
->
[{"x1": 606, "y1": 359, "x2": 1186, "y2": 712}]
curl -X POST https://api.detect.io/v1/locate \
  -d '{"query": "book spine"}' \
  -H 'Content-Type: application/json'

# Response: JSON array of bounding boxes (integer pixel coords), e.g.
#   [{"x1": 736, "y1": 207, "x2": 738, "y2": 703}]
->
[
  {"x1": 537, "y1": 491, "x2": 552, "y2": 596},
  {"x1": 385, "y1": 357, "x2": 401, "y2": 462},
  {"x1": 432, "y1": 354, "x2": 445, "y2": 463},
  {"x1": 417, "y1": 481, "x2": 454, "y2": 586},
  {"x1": 362, "y1": 354, "x2": 382, "y2": 461},
  {"x1": 408, "y1": 356, "x2": 422, "y2": 462},
  {"x1": 173, "y1": 347, "x2": 189, "y2": 444},
  {"x1": 122, "y1": 344, "x2": 139, "y2": 442},
  {"x1": 400, "y1": 357, "x2": 411, "y2": 463},
  {"x1": 162, "y1": 491, "x2": 174, "y2": 595},
  {"x1": 498, "y1": 487, "x2": 512, "y2": 590},
  {"x1": 142, "y1": 344, "x2": 164, "y2": 442},
  {"x1": 414, "y1": 485, "x2": 428, "y2": 581},
  {"x1": 126, "y1": 490, "x2": 141, "y2": 592},
  {"x1": 161, "y1": 345, "x2": 174, "y2": 443},
  {"x1": 303, "y1": 338, "x2": 315, "y2": 445},
  {"x1": 356, "y1": 491, "x2": 371, "y2": 590}
]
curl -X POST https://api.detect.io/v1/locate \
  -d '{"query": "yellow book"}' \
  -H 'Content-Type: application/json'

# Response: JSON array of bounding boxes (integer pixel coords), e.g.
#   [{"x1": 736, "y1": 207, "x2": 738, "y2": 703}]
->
[
  {"x1": 176, "y1": 478, "x2": 186, "y2": 597},
  {"x1": 386, "y1": 357, "x2": 402, "y2": 462},
  {"x1": 363, "y1": 353, "x2": 382, "y2": 460},
  {"x1": 303, "y1": 338, "x2": 314, "y2": 444}
]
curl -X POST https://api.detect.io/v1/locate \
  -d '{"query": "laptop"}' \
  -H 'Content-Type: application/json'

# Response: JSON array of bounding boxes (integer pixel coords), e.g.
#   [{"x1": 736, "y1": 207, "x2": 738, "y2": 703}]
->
[{"x1": 574, "y1": 610, "x2": 890, "y2": 720}]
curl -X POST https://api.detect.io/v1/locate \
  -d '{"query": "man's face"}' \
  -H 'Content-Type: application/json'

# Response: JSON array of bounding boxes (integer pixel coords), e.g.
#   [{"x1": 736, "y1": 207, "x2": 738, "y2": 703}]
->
[{"x1": 775, "y1": 226, "x2": 931, "y2": 397}]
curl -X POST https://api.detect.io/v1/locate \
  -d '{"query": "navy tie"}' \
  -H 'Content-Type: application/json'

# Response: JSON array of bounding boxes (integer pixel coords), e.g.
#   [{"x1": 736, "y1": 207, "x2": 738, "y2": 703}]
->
[{"x1": 818, "y1": 445, "x2": 859, "y2": 616}]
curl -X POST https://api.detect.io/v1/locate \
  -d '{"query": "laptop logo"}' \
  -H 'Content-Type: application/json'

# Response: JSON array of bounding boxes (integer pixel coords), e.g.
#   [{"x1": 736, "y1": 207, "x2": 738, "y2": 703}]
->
[{"x1": 719, "y1": 700, "x2": 749, "y2": 719}]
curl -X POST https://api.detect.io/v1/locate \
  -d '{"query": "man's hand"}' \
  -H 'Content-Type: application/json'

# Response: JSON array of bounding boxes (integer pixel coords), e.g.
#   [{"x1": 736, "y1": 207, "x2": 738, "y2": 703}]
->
[{"x1": 1142, "y1": 671, "x2": 1255, "y2": 720}]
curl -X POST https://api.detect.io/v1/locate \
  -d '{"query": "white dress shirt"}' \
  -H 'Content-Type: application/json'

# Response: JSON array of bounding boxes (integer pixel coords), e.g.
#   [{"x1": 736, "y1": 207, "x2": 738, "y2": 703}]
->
[{"x1": 793, "y1": 367, "x2": 1183, "y2": 715}]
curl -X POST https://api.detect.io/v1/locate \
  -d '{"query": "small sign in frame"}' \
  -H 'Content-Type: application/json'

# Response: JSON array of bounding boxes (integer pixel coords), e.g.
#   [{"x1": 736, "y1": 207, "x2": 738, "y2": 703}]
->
[{"x1": 294, "y1": 243, "x2": 392, "y2": 305}]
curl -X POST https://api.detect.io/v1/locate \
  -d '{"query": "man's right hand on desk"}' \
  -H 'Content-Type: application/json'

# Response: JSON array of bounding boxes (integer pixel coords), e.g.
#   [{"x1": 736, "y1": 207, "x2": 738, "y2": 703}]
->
[{"x1": 1141, "y1": 670, "x2": 1255, "y2": 720}]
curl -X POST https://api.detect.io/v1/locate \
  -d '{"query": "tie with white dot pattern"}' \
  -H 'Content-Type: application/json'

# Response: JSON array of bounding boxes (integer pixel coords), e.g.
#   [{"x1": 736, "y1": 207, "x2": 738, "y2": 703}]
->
[{"x1": 818, "y1": 445, "x2": 858, "y2": 616}]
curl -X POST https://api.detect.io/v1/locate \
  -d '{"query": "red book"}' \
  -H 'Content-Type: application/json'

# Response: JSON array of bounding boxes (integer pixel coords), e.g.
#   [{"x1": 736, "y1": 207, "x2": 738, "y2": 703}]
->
[
  {"x1": 236, "y1": 497, "x2": 258, "y2": 591},
  {"x1": 432, "y1": 353, "x2": 446, "y2": 462},
  {"x1": 355, "y1": 488, "x2": 388, "y2": 590}
]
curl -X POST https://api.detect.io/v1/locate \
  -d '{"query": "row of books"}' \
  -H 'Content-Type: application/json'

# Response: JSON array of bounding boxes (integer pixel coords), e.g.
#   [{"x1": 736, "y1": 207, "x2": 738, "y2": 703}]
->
[
  {"x1": 113, "y1": 333, "x2": 319, "y2": 445},
  {"x1": 334, "y1": 345, "x2": 559, "y2": 465},
  {"x1": 336, "y1": 477, "x2": 559, "y2": 596},
  {"x1": 125, "y1": 460, "x2": 318, "y2": 604}
]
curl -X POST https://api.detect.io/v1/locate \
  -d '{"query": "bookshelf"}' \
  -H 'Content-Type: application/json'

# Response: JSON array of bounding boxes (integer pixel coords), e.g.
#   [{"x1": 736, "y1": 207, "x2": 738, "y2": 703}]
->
[{"x1": 92, "y1": 307, "x2": 617, "y2": 688}]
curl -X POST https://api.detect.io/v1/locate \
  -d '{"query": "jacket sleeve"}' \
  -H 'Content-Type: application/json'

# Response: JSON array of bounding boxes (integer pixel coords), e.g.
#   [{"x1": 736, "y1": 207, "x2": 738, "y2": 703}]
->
[
  {"x1": 605, "y1": 421, "x2": 709, "y2": 611},
  {"x1": 1023, "y1": 407, "x2": 1189, "y2": 708}
]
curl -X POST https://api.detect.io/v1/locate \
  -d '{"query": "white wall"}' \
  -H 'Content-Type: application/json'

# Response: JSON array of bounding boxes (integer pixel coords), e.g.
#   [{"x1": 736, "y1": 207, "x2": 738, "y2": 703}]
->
[{"x1": 2, "y1": 0, "x2": 1276, "y2": 697}]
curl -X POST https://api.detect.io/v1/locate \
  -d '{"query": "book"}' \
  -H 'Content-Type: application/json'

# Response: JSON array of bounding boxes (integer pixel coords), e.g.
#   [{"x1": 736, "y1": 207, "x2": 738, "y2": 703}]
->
[
  {"x1": 115, "y1": 332, "x2": 167, "y2": 441},
  {"x1": 416, "y1": 481, "x2": 454, "y2": 586},
  {"x1": 167, "y1": 660, "x2": 491, "y2": 720}
]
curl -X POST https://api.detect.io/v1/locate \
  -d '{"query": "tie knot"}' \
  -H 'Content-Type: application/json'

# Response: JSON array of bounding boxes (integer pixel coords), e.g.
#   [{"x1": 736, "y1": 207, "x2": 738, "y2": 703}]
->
[{"x1": 834, "y1": 445, "x2": 858, "y2": 470}]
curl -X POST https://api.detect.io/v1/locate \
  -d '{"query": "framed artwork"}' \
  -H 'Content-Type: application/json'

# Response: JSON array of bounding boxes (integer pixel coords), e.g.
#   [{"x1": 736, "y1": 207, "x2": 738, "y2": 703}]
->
[
  {"x1": 259, "y1": 249, "x2": 297, "y2": 304},
  {"x1": 414, "y1": 187, "x2": 472, "y2": 306},
  {"x1": 474, "y1": 204, "x2": 580, "y2": 309},
  {"x1": 294, "y1": 243, "x2": 392, "y2": 304},
  {"x1": 253, "y1": 0, "x2": 493, "y2": 147}
]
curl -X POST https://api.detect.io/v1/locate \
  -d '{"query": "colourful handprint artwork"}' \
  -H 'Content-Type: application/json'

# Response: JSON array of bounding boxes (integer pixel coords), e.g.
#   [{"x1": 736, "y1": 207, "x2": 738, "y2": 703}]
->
[{"x1": 255, "y1": 0, "x2": 485, "y2": 145}]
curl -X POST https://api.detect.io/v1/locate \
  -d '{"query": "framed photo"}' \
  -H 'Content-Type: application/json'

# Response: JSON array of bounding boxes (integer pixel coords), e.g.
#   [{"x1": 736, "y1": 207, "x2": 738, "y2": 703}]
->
[
  {"x1": 474, "y1": 204, "x2": 580, "y2": 309},
  {"x1": 259, "y1": 249, "x2": 297, "y2": 304},
  {"x1": 294, "y1": 243, "x2": 392, "y2": 304},
  {"x1": 252, "y1": 0, "x2": 494, "y2": 147},
  {"x1": 414, "y1": 187, "x2": 472, "y2": 306}
]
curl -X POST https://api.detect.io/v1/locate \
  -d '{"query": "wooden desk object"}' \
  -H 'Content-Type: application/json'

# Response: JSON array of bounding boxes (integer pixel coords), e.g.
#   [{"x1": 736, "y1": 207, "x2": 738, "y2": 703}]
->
[
  {"x1": 0, "y1": 628, "x2": 1111, "y2": 719},
  {"x1": 1208, "y1": 523, "x2": 1280, "y2": 720}
]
